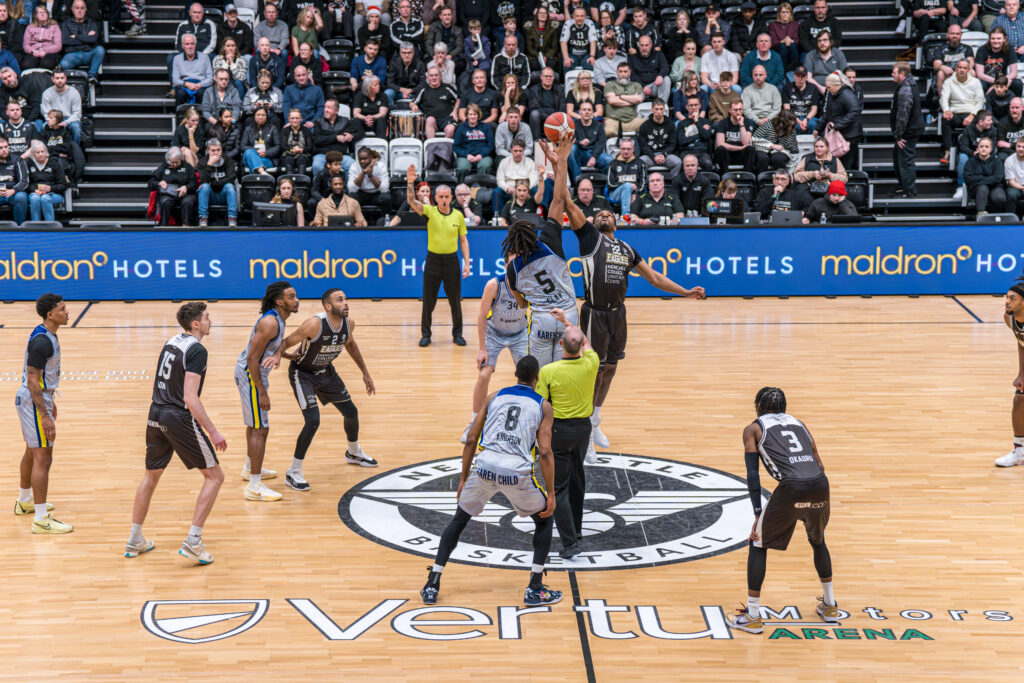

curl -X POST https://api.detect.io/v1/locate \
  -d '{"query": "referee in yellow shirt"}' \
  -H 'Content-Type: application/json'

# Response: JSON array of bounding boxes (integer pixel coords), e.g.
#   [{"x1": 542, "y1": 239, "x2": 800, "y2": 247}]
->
[
  {"x1": 406, "y1": 165, "x2": 471, "y2": 347},
  {"x1": 536, "y1": 307, "x2": 600, "y2": 559}
]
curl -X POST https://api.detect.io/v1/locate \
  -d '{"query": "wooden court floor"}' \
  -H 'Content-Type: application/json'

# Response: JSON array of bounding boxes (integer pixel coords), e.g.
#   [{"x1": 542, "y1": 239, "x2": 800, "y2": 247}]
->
[{"x1": 2, "y1": 295, "x2": 1023, "y2": 681}]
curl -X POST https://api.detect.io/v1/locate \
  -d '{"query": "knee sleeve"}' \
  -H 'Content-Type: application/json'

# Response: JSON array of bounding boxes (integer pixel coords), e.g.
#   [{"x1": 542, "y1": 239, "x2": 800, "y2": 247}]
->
[
  {"x1": 293, "y1": 407, "x2": 320, "y2": 460},
  {"x1": 333, "y1": 399, "x2": 359, "y2": 442},
  {"x1": 747, "y1": 542, "x2": 767, "y2": 592},
  {"x1": 811, "y1": 540, "x2": 832, "y2": 580}
]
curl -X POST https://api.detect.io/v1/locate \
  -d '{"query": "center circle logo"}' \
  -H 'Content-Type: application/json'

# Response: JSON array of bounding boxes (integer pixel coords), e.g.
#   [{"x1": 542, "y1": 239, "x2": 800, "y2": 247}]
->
[{"x1": 339, "y1": 453, "x2": 767, "y2": 571}]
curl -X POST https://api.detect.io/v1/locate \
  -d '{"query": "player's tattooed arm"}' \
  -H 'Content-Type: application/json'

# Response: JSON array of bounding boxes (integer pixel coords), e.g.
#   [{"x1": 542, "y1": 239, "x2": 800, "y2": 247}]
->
[
  {"x1": 246, "y1": 316, "x2": 279, "y2": 411},
  {"x1": 25, "y1": 365, "x2": 55, "y2": 441},
  {"x1": 537, "y1": 401, "x2": 556, "y2": 518},
  {"x1": 343, "y1": 320, "x2": 376, "y2": 395}
]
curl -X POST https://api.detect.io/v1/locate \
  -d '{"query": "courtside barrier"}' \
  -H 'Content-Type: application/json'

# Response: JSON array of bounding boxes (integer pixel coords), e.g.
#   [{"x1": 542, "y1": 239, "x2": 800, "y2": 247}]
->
[{"x1": 0, "y1": 224, "x2": 1018, "y2": 299}]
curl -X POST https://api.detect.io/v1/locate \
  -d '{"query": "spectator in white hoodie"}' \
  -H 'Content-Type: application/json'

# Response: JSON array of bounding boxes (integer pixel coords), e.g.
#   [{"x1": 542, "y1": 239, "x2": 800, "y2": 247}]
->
[{"x1": 940, "y1": 59, "x2": 986, "y2": 157}]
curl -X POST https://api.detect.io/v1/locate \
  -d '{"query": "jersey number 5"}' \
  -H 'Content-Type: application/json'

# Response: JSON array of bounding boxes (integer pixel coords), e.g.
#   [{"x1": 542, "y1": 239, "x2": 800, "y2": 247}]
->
[
  {"x1": 779, "y1": 429, "x2": 804, "y2": 453},
  {"x1": 535, "y1": 270, "x2": 556, "y2": 294},
  {"x1": 158, "y1": 351, "x2": 174, "y2": 380},
  {"x1": 504, "y1": 406, "x2": 521, "y2": 431}
]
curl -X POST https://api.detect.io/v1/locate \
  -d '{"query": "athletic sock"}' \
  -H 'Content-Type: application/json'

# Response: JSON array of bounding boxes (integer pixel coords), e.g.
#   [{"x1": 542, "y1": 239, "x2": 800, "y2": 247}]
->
[
  {"x1": 290, "y1": 457, "x2": 303, "y2": 475},
  {"x1": 18, "y1": 488, "x2": 32, "y2": 503},
  {"x1": 34, "y1": 504, "x2": 48, "y2": 522},
  {"x1": 245, "y1": 456, "x2": 252, "y2": 471},
  {"x1": 347, "y1": 440, "x2": 359, "y2": 454},
  {"x1": 747, "y1": 595, "x2": 760, "y2": 619},
  {"x1": 592, "y1": 406, "x2": 602, "y2": 423},
  {"x1": 249, "y1": 473, "x2": 261, "y2": 490},
  {"x1": 129, "y1": 523, "x2": 144, "y2": 544},
  {"x1": 822, "y1": 581, "x2": 835, "y2": 606},
  {"x1": 187, "y1": 525, "x2": 202, "y2": 545},
  {"x1": 1015, "y1": 436, "x2": 1024, "y2": 449},
  {"x1": 529, "y1": 564, "x2": 545, "y2": 588},
  {"x1": 432, "y1": 563, "x2": 445, "y2": 575},
  {"x1": 470, "y1": 412, "x2": 478, "y2": 424}
]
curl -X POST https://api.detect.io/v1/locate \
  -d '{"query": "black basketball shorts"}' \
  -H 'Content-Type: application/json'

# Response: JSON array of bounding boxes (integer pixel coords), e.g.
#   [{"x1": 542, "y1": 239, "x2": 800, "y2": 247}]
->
[
  {"x1": 580, "y1": 303, "x2": 627, "y2": 368},
  {"x1": 754, "y1": 474, "x2": 830, "y2": 551},
  {"x1": 289, "y1": 364, "x2": 352, "y2": 410},
  {"x1": 145, "y1": 403, "x2": 219, "y2": 471}
]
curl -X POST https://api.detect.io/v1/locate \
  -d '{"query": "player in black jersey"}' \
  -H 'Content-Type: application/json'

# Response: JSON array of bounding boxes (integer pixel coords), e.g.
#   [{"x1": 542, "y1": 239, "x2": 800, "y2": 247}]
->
[
  {"x1": 124, "y1": 302, "x2": 228, "y2": 565},
  {"x1": 278, "y1": 288, "x2": 377, "y2": 490},
  {"x1": 542, "y1": 130, "x2": 706, "y2": 451},
  {"x1": 730, "y1": 387, "x2": 837, "y2": 634},
  {"x1": 995, "y1": 277, "x2": 1024, "y2": 466}
]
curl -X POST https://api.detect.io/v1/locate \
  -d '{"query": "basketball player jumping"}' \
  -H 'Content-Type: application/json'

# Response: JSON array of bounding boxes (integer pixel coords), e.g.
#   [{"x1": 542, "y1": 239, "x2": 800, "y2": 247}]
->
[
  {"x1": 542, "y1": 131, "x2": 706, "y2": 450},
  {"x1": 125, "y1": 302, "x2": 228, "y2": 565},
  {"x1": 503, "y1": 209, "x2": 578, "y2": 368},
  {"x1": 460, "y1": 276, "x2": 529, "y2": 443},
  {"x1": 278, "y1": 288, "x2": 377, "y2": 491},
  {"x1": 14, "y1": 293, "x2": 71, "y2": 534},
  {"x1": 234, "y1": 280, "x2": 299, "y2": 501},
  {"x1": 422, "y1": 356, "x2": 560, "y2": 606},
  {"x1": 730, "y1": 387, "x2": 838, "y2": 634},
  {"x1": 995, "y1": 277, "x2": 1024, "y2": 467}
]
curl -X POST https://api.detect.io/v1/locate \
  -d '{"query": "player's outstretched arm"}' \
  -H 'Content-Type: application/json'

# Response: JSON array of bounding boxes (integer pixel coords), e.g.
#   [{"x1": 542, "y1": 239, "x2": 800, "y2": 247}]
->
[
  {"x1": 406, "y1": 164, "x2": 424, "y2": 215},
  {"x1": 184, "y1": 372, "x2": 227, "y2": 450},
  {"x1": 343, "y1": 319, "x2": 376, "y2": 395},
  {"x1": 537, "y1": 401, "x2": 556, "y2": 518},
  {"x1": 634, "y1": 260, "x2": 707, "y2": 299},
  {"x1": 476, "y1": 278, "x2": 498, "y2": 369},
  {"x1": 551, "y1": 307, "x2": 592, "y2": 352}
]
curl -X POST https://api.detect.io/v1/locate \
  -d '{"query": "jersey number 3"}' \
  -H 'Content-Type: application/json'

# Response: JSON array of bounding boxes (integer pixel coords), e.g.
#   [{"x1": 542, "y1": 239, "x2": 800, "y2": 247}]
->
[
  {"x1": 779, "y1": 429, "x2": 804, "y2": 453},
  {"x1": 504, "y1": 406, "x2": 521, "y2": 431}
]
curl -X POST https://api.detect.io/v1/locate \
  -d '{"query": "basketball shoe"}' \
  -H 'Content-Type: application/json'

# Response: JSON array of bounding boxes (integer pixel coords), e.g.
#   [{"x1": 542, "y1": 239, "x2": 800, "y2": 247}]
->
[
  {"x1": 179, "y1": 539, "x2": 213, "y2": 565},
  {"x1": 346, "y1": 446, "x2": 378, "y2": 467},
  {"x1": 245, "y1": 483, "x2": 283, "y2": 501},
  {"x1": 240, "y1": 465, "x2": 277, "y2": 480},
  {"x1": 14, "y1": 499, "x2": 53, "y2": 515},
  {"x1": 125, "y1": 538, "x2": 155, "y2": 558},
  {"x1": 31, "y1": 514, "x2": 73, "y2": 534},
  {"x1": 729, "y1": 607, "x2": 763, "y2": 634},
  {"x1": 286, "y1": 471, "x2": 310, "y2": 491},
  {"x1": 591, "y1": 417, "x2": 609, "y2": 448},
  {"x1": 524, "y1": 585, "x2": 562, "y2": 606},
  {"x1": 817, "y1": 598, "x2": 840, "y2": 623},
  {"x1": 420, "y1": 571, "x2": 441, "y2": 604},
  {"x1": 995, "y1": 448, "x2": 1024, "y2": 467}
]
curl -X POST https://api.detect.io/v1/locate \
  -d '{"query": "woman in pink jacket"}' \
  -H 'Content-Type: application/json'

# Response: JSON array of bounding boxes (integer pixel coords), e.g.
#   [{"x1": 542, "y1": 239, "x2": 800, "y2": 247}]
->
[{"x1": 23, "y1": 5, "x2": 62, "y2": 70}]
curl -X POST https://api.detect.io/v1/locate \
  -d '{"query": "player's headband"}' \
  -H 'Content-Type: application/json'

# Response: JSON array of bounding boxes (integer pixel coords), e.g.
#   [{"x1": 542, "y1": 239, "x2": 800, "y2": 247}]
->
[{"x1": 1011, "y1": 282, "x2": 1024, "y2": 297}]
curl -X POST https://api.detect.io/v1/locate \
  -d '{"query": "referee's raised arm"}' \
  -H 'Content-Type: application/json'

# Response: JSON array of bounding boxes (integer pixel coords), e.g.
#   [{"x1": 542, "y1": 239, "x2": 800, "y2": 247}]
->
[{"x1": 407, "y1": 165, "x2": 424, "y2": 215}]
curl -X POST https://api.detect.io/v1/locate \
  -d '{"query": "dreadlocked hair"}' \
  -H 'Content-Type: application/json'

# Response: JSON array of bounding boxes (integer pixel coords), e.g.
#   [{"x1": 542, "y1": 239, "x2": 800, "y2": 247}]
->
[
  {"x1": 502, "y1": 220, "x2": 539, "y2": 258},
  {"x1": 755, "y1": 387, "x2": 787, "y2": 416},
  {"x1": 261, "y1": 280, "x2": 292, "y2": 313},
  {"x1": 1011, "y1": 274, "x2": 1024, "y2": 297}
]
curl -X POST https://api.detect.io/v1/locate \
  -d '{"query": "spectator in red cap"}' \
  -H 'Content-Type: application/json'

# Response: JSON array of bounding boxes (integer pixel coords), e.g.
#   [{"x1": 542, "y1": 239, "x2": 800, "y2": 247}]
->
[{"x1": 804, "y1": 179, "x2": 858, "y2": 222}]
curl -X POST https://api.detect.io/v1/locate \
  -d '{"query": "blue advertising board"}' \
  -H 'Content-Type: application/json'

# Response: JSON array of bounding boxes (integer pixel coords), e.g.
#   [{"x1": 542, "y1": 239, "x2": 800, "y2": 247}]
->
[{"x1": 0, "y1": 225, "x2": 1020, "y2": 300}]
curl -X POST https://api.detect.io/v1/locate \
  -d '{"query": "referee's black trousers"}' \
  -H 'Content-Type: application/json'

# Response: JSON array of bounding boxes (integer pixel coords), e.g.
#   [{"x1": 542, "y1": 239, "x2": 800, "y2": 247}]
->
[
  {"x1": 552, "y1": 417, "x2": 591, "y2": 549},
  {"x1": 421, "y1": 251, "x2": 462, "y2": 339}
]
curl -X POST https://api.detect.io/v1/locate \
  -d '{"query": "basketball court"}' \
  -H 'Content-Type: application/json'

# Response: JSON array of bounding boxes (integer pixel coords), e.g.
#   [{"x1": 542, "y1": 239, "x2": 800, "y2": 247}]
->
[{"x1": 2, "y1": 295, "x2": 1021, "y2": 680}]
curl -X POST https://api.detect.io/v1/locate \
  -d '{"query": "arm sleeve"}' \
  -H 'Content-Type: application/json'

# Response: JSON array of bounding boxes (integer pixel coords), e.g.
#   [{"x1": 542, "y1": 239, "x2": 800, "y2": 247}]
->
[
  {"x1": 538, "y1": 218, "x2": 566, "y2": 259},
  {"x1": 25, "y1": 334, "x2": 53, "y2": 369},
  {"x1": 745, "y1": 451, "x2": 763, "y2": 514},
  {"x1": 184, "y1": 343, "x2": 208, "y2": 374}
]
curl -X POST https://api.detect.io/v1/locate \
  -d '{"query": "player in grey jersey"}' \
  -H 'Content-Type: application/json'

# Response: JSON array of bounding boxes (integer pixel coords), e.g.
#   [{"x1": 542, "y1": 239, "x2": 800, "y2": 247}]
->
[
  {"x1": 421, "y1": 356, "x2": 560, "y2": 607},
  {"x1": 730, "y1": 387, "x2": 837, "y2": 634},
  {"x1": 542, "y1": 129, "x2": 706, "y2": 452},
  {"x1": 995, "y1": 277, "x2": 1024, "y2": 466},
  {"x1": 460, "y1": 276, "x2": 529, "y2": 443},
  {"x1": 14, "y1": 293, "x2": 71, "y2": 534},
  {"x1": 234, "y1": 281, "x2": 300, "y2": 502},
  {"x1": 278, "y1": 288, "x2": 377, "y2": 491},
  {"x1": 125, "y1": 302, "x2": 228, "y2": 565},
  {"x1": 503, "y1": 213, "x2": 579, "y2": 367}
]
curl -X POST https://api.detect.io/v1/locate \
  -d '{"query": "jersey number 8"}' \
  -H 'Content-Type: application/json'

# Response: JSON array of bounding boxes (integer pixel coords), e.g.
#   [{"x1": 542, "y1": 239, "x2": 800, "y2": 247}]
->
[{"x1": 505, "y1": 406, "x2": 521, "y2": 431}]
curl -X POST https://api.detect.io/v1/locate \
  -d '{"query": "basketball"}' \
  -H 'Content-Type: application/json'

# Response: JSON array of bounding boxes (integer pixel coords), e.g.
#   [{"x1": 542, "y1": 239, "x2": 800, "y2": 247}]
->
[{"x1": 544, "y1": 111, "x2": 574, "y2": 142}]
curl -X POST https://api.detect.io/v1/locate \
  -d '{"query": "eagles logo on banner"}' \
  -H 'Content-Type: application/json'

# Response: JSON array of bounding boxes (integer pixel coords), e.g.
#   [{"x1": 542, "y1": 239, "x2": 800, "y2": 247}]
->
[{"x1": 141, "y1": 599, "x2": 270, "y2": 644}]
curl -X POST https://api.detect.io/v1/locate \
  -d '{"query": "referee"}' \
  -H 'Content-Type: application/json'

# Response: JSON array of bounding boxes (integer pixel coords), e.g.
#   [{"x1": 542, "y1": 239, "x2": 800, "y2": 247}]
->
[
  {"x1": 406, "y1": 165, "x2": 471, "y2": 347},
  {"x1": 536, "y1": 307, "x2": 599, "y2": 559}
]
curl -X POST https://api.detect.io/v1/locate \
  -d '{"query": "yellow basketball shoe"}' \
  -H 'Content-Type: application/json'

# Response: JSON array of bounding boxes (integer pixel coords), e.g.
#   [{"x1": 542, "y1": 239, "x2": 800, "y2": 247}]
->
[
  {"x1": 14, "y1": 499, "x2": 54, "y2": 515},
  {"x1": 244, "y1": 483, "x2": 283, "y2": 501},
  {"x1": 817, "y1": 598, "x2": 840, "y2": 624},
  {"x1": 31, "y1": 514, "x2": 74, "y2": 534},
  {"x1": 729, "y1": 607, "x2": 764, "y2": 634}
]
